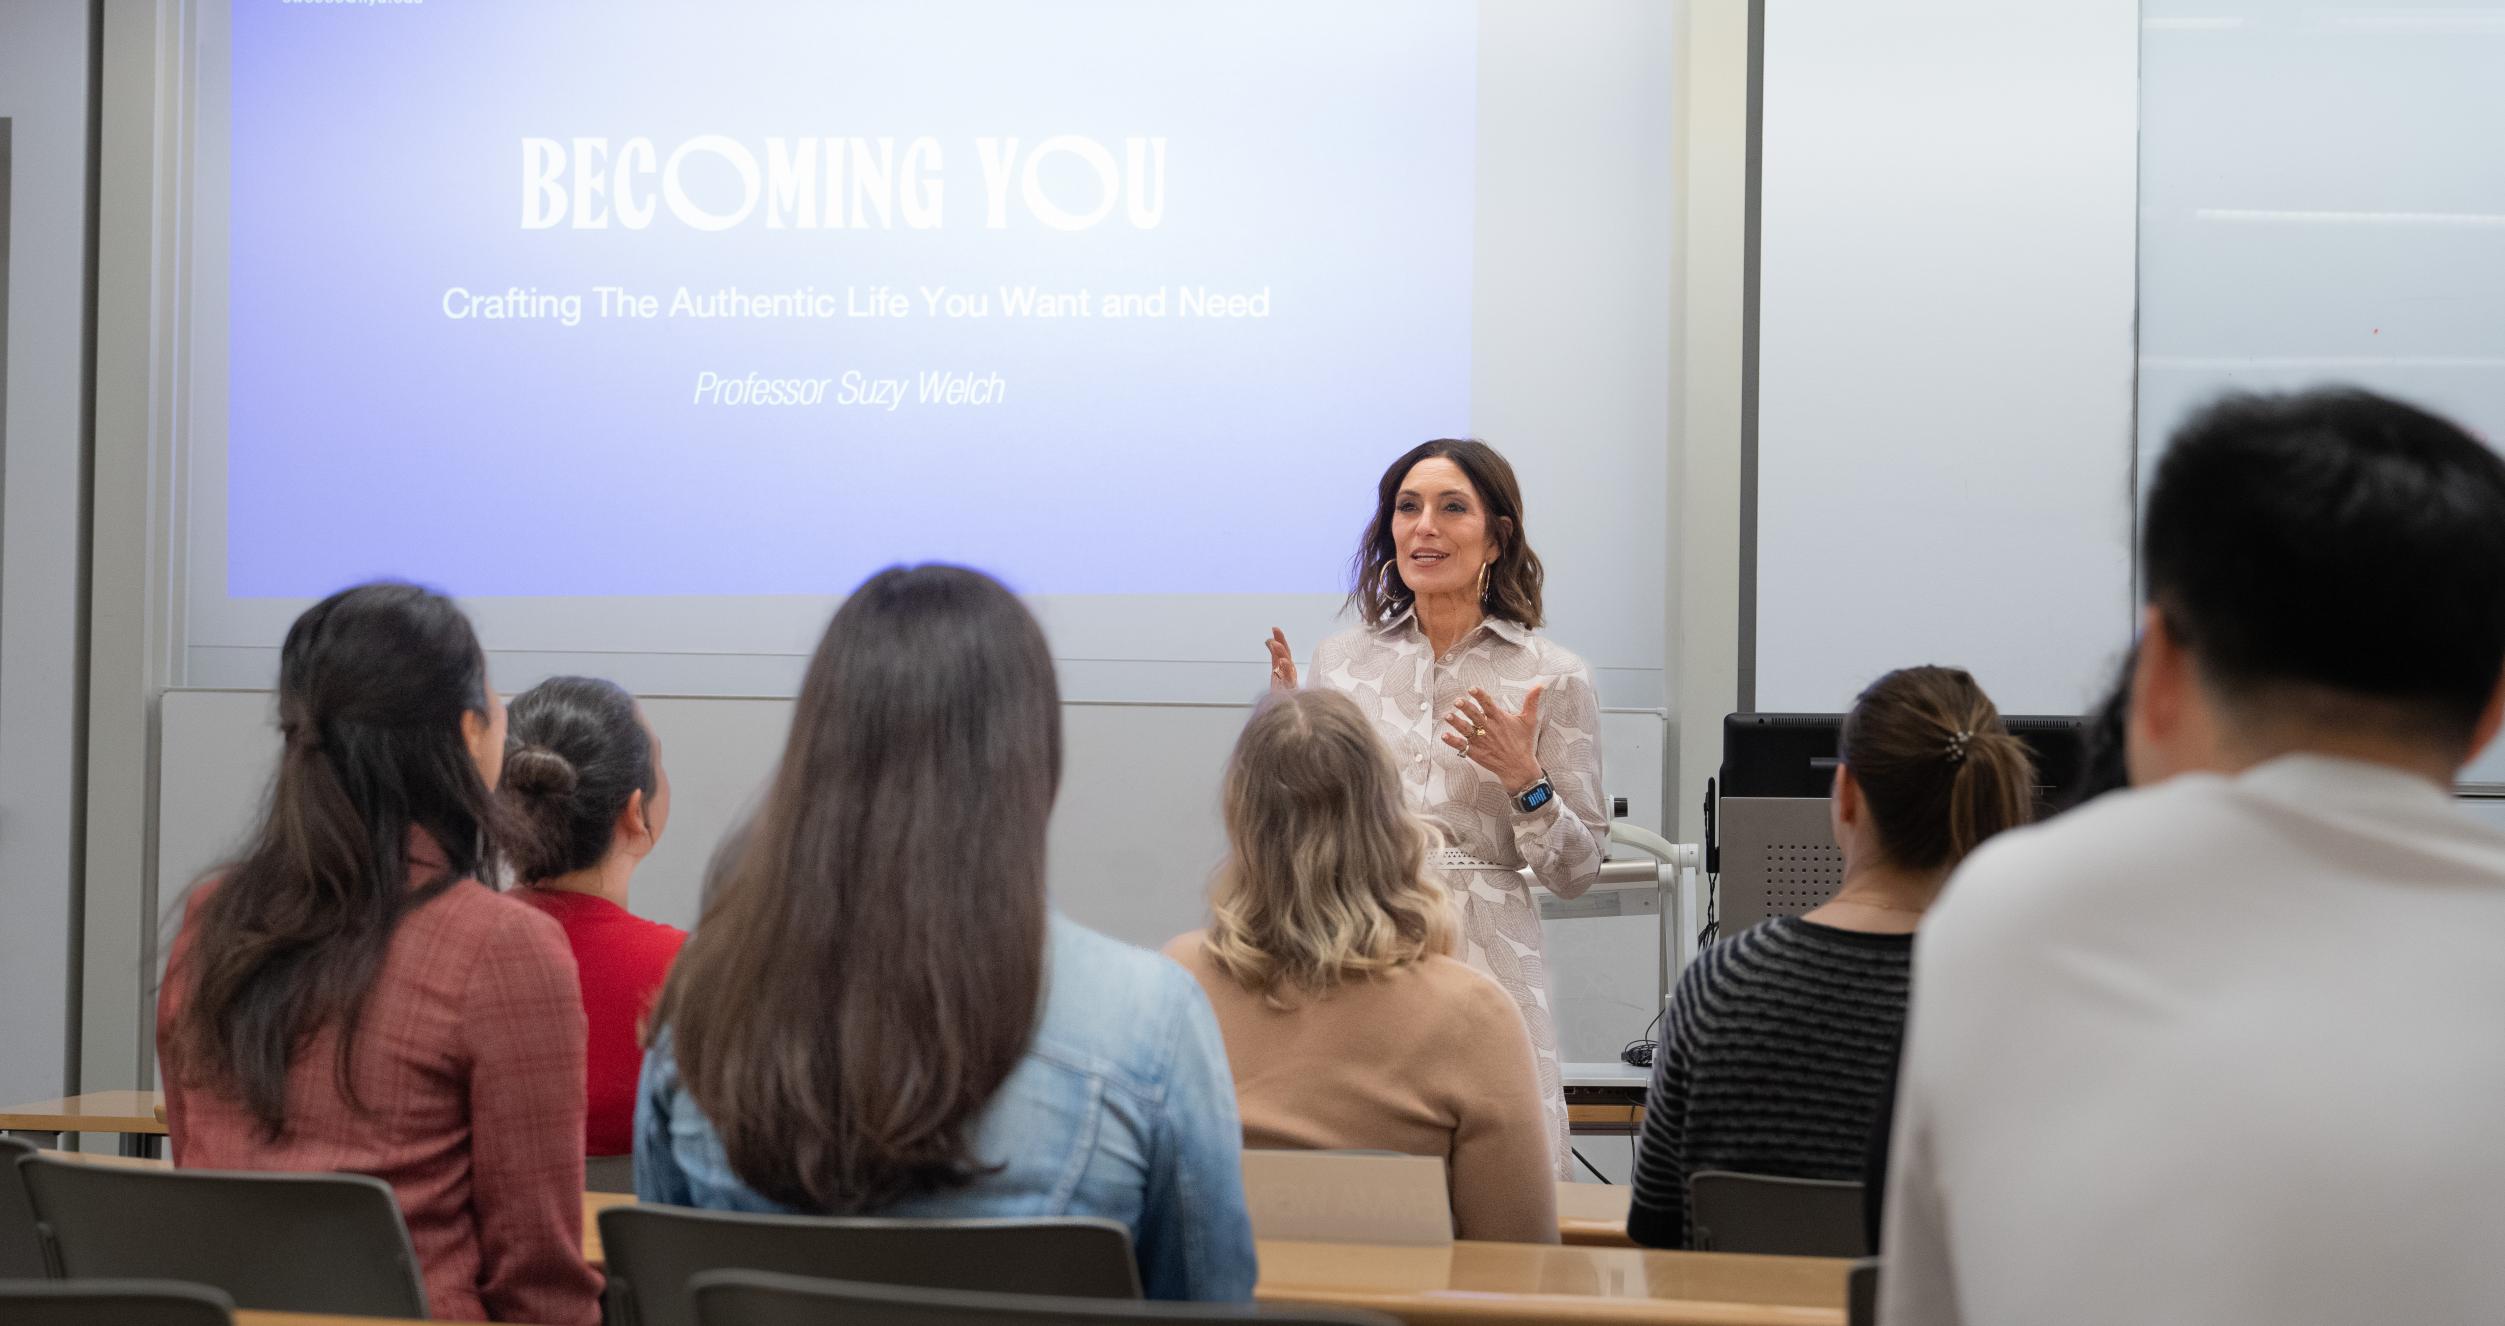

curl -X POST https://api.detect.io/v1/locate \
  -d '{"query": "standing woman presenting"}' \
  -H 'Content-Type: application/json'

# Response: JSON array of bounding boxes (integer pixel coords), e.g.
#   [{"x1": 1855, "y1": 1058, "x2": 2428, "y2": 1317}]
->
[{"x1": 1267, "y1": 439, "x2": 1606, "y2": 1175}]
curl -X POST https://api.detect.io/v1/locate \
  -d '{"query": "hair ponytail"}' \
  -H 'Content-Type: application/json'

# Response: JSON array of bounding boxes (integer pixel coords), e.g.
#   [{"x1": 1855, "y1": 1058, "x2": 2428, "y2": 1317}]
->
[
  {"x1": 1943, "y1": 725, "x2": 2035, "y2": 866},
  {"x1": 1840, "y1": 666, "x2": 2037, "y2": 872}
]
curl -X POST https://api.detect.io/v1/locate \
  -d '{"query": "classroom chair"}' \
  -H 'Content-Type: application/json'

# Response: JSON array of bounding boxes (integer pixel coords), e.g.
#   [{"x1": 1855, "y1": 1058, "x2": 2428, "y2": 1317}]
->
[
  {"x1": 600, "y1": 1203, "x2": 1141, "y2": 1326},
  {"x1": 1848, "y1": 1256, "x2": 1880, "y2": 1326},
  {"x1": 16, "y1": 1155, "x2": 427, "y2": 1316},
  {"x1": 0, "y1": 1278, "x2": 236, "y2": 1326},
  {"x1": 1686, "y1": 1171, "x2": 1868, "y2": 1257},
  {"x1": 1238, "y1": 1150, "x2": 1451, "y2": 1247},
  {"x1": 688, "y1": 1268, "x2": 1400, "y2": 1326},
  {"x1": 0, "y1": 1136, "x2": 45, "y2": 1279},
  {"x1": 587, "y1": 1154, "x2": 638, "y2": 1194}
]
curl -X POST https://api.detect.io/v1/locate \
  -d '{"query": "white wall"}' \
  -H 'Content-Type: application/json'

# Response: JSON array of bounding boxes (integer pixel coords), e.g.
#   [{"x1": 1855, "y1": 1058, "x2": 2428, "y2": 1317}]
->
[
  {"x1": 1750, "y1": 0, "x2": 2141, "y2": 716},
  {"x1": 2137, "y1": 1, "x2": 2505, "y2": 785},
  {"x1": 0, "y1": 0, "x2": 93, "y2": 1105}
]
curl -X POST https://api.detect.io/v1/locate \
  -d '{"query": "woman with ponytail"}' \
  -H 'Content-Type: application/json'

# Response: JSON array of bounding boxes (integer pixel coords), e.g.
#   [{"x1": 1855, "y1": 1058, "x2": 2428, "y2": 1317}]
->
[
  {"x1": 156, "y1": 583, "x2": 601, "y2": 1324},
  {"x1": 1626, "y1": 665, "x2": 2035, "y2": 1250},
  {"x1": 500, "y1": 676, "x2": 682, "y2": 1165}
]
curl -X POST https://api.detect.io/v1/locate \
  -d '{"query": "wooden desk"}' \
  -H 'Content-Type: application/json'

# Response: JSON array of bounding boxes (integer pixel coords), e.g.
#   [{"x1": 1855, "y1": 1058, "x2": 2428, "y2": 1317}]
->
[
  {"x1": 32, "y1": 1150, "x2": 168, "y2": 1171},
  {"x1": 0, "y1": 1089, "x2": 168, "y2": 1157},
  {"x1": 1556, "y1": 1180, "x2": 1637, "y2": 1248},
  {"x1": 1257, "y1": 1239, "x2": 1845, "y2": 1326},
  {"x1": 1568, "y1": 1102, "x2": 1646, "y2": 1135},
  {"x1": 582, "y1": 1193, "x2": 1839, "y2": 1326}
]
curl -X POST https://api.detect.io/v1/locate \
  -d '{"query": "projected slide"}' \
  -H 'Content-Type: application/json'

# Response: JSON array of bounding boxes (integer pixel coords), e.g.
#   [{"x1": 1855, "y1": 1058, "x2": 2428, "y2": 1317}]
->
[{"x1": 225, "y1": 1, "x2": 1475, "y2": 599}]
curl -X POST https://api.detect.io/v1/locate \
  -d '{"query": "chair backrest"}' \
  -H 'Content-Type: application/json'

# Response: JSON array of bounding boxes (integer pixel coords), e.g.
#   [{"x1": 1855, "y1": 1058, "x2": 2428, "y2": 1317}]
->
[
  {"x1": 690, "y1": 1268, "x2": 1402, "y2": 1326},
  {"x1": 0, "y1": 1136, "x2": 47, "y2": 1279},
  {"x1": 1848, "y1": 1256, "x2": 1880, "y2": 1326},
  {"x1": 1687, "y1": 1171, "x2": 1869, "y2": 1258},
  {"x1": 1238, "y1": 1150, "x2": 1452, "y2": 1247},
  {"x1": 600, "y1": 1203, "x2": 1141, "y2": 1326},
  {"x1": 586, "y1": 1154, "x2": 638, "y2": 1194},
  {"x1": 17, "y1": 1156, "x2": 427, "y2": 1316},
  {"x1": 0, "y1": 1278, "x2": 236, "y2": 1326}
]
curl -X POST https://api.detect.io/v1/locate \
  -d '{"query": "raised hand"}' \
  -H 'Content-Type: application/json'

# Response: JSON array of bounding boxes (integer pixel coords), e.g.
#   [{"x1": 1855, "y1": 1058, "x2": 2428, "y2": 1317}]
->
[
  {"x1": 1442, "y1": 684, "x2": 1546, "y2": 795},
  {"x1": 1265, "y1": 628, "x2": 1299, "y2": 692}
]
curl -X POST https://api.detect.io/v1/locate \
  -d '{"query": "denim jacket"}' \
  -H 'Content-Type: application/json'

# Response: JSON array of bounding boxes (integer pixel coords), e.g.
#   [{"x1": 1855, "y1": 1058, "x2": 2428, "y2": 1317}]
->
[{"x1": 635, "y1": 915, "x2": 1259, "y2": 1301}]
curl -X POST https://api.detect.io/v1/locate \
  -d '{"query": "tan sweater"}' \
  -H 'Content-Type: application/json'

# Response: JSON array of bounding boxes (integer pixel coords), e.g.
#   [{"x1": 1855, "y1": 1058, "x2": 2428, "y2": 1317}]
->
[{"x1": 1163, "y1": 931, "x2": 1559, "y2": 1244}]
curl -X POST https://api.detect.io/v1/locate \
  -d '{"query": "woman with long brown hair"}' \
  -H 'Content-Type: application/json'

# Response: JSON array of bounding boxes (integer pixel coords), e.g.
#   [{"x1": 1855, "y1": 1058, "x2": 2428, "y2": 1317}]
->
[
  {"x1": 1626, "y1": 665, "x2": 2036, "y2": 1249},
  {"x1": 1262, "y1": 439, "x2": 1609, "y2": 1177},
  {"x1": 636, "y1": 565, "x2": 1256, "y2": 1301},
  {"x1": 157, "y1": 582, "x2": 599, "y2": 1324},
  {"x1": 1165, "y1": 688, "x2": 1557, "y2": 1243}
]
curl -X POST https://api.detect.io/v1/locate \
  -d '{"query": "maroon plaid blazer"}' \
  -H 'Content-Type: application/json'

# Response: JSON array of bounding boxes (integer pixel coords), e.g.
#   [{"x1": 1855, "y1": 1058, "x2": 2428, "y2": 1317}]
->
[{"x1": 158, "y1": 849, "x2": 602, "y2": 1324}]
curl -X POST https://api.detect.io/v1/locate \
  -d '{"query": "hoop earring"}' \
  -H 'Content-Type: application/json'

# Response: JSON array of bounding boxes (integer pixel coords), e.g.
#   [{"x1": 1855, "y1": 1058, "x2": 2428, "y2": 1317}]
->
[
  {"x1": 1477, "y1": 558, "x2": 1493, "y2": 605},
  {"x1": 1378, "y1": 557, "x2": 1402, "y2": 604}
]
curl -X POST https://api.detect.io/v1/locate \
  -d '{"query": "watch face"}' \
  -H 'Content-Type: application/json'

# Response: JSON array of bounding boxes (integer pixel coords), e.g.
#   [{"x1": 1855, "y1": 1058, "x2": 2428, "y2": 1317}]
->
[{"x1": 1519, "y1": 782, "x2": 1553, "y2": 812}]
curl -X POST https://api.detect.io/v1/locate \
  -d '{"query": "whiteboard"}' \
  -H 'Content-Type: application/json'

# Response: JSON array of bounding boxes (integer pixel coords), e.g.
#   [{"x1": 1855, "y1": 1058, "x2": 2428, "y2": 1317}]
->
[
  {"x1": 2137, "y1": 0, "x2": 2505, "y2": 785},
  {"x1": 1752, "y1": 0, "x2": 2141, "y2": 717}
]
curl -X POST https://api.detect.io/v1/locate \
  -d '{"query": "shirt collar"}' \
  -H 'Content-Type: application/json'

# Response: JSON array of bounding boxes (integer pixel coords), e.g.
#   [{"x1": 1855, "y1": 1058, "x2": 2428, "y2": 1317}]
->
[
  {"x1": 1374, "y1": 606, "x2": 1533, "y2": 650},
  {"x1": 2233, "y1": 752, "x2": 2456, "y2": 815}
]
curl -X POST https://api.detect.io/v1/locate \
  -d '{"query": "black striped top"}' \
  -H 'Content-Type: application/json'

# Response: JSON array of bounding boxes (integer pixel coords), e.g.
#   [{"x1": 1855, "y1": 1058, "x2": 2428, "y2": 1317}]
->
[{"x1": 1627, "y1": 917, "x2": 1912, "y2": 1248}]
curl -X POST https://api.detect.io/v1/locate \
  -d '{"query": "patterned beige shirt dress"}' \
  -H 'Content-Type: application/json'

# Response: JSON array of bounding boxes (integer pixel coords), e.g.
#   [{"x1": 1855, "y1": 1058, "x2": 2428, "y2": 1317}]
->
[{"x1": 1312, "y1": 610, "x2": 1608, "y2": 1177}]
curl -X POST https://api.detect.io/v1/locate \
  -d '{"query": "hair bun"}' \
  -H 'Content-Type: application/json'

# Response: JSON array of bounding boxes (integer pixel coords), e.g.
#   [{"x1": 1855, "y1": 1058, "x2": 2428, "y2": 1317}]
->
[{"x1": 502, "y1": 744, "x2": 579, "y2": 797}]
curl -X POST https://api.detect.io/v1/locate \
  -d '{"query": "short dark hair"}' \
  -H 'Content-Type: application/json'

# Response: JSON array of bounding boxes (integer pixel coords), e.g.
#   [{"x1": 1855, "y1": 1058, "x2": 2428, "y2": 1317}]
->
[
  {"x1": 1349, "y1": 439, "x2": 1545, "y2": 630},
  {"x1": 2143, "y1": 388, "x2": 2505, "y2": 749},
  {"x1": 501, "y1": 676, "x2": 656, "y2": 883}
]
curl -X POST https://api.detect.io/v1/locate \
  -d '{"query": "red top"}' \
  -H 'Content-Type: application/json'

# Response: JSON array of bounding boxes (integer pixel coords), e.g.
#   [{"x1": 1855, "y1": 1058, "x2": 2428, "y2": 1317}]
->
[
  {"x1": 157, "y1": 854, "x2": 603, "y2": 1325},
  {"x1": 509, "y1": 888, "x2": 688, "y2": 1157}
]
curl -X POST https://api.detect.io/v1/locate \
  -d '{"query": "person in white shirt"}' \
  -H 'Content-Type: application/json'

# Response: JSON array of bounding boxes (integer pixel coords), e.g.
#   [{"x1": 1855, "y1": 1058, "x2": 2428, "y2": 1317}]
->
[{"x1": 1880, "y1": 387, "x2": 2505, "y2": 1326}]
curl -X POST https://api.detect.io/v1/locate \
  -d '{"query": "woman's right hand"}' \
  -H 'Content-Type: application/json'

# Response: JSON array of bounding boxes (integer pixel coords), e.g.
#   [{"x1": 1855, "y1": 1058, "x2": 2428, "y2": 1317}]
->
[{"x1": 1266, "y1": 628, "x2": 1299, "y2": 692}]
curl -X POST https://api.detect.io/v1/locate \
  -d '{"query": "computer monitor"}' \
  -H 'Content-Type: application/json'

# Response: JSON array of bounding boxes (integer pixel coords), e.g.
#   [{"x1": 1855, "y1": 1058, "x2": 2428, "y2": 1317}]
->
[{"x1": 1711, "y1": 712, "x2": 2086, "y2": 933}]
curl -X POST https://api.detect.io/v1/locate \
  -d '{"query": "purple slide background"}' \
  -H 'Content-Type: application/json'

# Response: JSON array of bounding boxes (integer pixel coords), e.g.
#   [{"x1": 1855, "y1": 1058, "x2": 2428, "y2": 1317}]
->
[{"x1": 226, "y1": 0, "x2": 1476, "y2": 598}]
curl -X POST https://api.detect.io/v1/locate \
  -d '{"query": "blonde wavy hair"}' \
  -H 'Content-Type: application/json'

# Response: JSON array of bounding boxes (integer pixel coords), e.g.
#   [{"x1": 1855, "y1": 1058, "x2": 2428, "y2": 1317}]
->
[{"x1": 1203, "y1": 688, "x2": 1454, "y2": 1002}]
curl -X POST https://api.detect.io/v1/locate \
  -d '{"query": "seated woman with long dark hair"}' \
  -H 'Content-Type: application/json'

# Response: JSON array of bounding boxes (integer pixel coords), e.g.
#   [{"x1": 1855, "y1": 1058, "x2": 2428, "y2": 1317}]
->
[
  {"x1": 157, "y1": 583, "x2": 600, "y2": 1324},
  {"x1": 635, "y1": 565, "x2": 1258, "y2": 1301}
]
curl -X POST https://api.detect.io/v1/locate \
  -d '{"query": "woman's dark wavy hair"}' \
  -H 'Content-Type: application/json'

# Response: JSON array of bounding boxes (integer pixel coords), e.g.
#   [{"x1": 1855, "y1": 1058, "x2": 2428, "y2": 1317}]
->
[
  {"x1": 501, "y1": 676, "x2": 656, "y2": 883},
  {"x1": 1349, "y1": 439, "x2": 1545, "y2": 630},
  {"x1": 166, "y1": 582, "x2": 502, "y2": 1138},
  {"x1": 651, "y1": 564, "x2": 1061, "y2": 1214}
]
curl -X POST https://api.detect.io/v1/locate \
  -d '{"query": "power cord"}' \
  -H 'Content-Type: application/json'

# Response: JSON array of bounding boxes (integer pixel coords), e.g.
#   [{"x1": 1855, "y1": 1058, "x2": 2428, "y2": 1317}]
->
[
  {"x1": 1619, "y1": 997, "x2": 1668, "y2": 1069},
  {"x1": 1697, "y1": 866, "x2": 1720, "y2": 951}
]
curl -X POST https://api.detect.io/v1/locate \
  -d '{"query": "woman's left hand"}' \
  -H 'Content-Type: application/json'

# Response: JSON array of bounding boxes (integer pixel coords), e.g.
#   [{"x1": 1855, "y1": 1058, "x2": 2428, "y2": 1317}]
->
[{"x1": 1443, "y1": 685, "x2": 1546, "y2": 796}]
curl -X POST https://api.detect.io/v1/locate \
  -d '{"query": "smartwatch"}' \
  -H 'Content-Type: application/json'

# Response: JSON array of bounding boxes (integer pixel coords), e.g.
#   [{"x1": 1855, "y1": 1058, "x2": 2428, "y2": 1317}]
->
[{"x1": 1512, "y1": 776, "x2": 1555, "y2": 815}]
